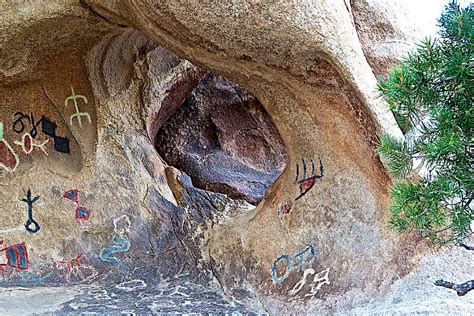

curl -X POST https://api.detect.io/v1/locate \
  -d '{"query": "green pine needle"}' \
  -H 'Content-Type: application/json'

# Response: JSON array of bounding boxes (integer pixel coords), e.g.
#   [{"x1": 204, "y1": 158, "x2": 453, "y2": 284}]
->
[{"x1": 377, "y1": 0, "x2": 473, "y2": 244}]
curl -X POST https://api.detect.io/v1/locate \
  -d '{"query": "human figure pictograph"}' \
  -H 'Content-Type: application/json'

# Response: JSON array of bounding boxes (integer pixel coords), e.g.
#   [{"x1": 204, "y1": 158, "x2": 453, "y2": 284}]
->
[
  {"x1": 64, "y1": 86, "x2": 91, "y2": 128},
  {"x1": 21, "y1": 189, "x2": 41, "y2": 233}
]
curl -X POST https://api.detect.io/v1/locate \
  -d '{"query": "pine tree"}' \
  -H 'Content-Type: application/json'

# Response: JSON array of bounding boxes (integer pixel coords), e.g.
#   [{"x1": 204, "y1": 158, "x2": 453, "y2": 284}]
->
[{"x1": 377, "y1": 1, "x2": 473, "y2": 244}]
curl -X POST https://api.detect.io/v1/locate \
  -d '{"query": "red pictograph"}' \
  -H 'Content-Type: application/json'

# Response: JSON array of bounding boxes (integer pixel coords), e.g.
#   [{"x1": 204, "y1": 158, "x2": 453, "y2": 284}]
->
[
  {"x1": 63, "y1": 189, "x2": 94, "y2": 220},
  {"x1": 0, "y1": 241, "x2": 29, "y2": 271},
  {"x1": 54, "y1": 252, "x2": 97, "y2": 282},
  {"x1": 295, "y1": 158, "x2": 324, "y2": 201},
  {"x1": 63, "y1": 189, "x2": 79, "y2": 203}
]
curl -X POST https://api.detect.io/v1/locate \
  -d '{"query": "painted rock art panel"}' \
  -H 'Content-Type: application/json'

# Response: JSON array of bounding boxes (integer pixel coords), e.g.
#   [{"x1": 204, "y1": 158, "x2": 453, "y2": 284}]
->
[
  {"x1": 0, "y1": 122, "x2": 19, "y2": 172},
  {"x1": 19, "y1": 271, "x2": 52, "y2": 283},
  {"x1": 21, "y1": 189, "x2": 41, "y2": 234},
  {"x1": 63, "y1": 189, "x2": 94, "y2": 220},
  {"x1": 99, "y1": 234, "x2": 131, "y2": 265},
  {"x1": 271, "y1": 245, "x2": 317, "y2": 285},
  {"x1": 289, "y1": 267, "x2": 331, "y2": 299},
  {"x1": 54, "y1": 252, "x2": 98, "y2": 283},
  {"x1": 0, "y1": 50, "x2": 99, "y2": 285},
  {"x1": 64, "y1": 86, "x2": 92, "y2": 129},
  {"x1": 0, "y1": 1, "x2": 462, "y2": 312},
  {"x1": 0, "y1": 84, "x2": 82, "y2": 176},
  {"x1": 294, "y1": 158, "x2": 324, "y2": 201},
  {"x1": 0, "y1": 241, "x2": 29, "y2": 272}
]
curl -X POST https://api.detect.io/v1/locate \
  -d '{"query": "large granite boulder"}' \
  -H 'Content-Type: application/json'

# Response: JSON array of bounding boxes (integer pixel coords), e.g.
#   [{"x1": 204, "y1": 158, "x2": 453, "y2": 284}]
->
[{"x1": 0, "y1": 1, "x2": 471, "y2": 314}]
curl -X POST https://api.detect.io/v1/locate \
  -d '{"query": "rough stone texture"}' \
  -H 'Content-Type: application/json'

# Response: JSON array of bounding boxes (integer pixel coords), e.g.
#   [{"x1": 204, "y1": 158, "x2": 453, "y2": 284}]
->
[
  {"x1": 0, "y1": 1, "x2": 117, "y2": 84},
  {"x1": 81, "y1": 1, "x2": 416, "y2": 311},
  {"x1": 0, "y1": 1, "x2": 472, "y2": 315},
  {"x1": 0, "y1": 25, "x2": 262, "y2": 309},
  {"x1": 84, "y1": 0, "x2": 405, "y2": 141},
  {"x1": 343, "y1": 241, "x2": 474, "y2": 314},
  {"x1": 156, "y1": 73, "x2": 288, "y2": 204},
  {"x1": 351, "y1": 0, "x2": 421, "y2": 78},
  {"x1": 0, "y1": 276, "x2": 264, "y2": 315}
]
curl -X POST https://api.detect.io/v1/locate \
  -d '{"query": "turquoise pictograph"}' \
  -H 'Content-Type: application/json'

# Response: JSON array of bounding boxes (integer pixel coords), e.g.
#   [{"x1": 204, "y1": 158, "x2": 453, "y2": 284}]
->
[{"x1": 99, "y1": 234, "x2": 131, "y2": 265}]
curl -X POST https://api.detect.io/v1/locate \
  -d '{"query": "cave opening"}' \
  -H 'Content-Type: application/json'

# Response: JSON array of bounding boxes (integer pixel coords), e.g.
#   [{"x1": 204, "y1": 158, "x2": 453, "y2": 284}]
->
[{"x1": 154, "y1": 72, "x2": 288, "y2": 205}]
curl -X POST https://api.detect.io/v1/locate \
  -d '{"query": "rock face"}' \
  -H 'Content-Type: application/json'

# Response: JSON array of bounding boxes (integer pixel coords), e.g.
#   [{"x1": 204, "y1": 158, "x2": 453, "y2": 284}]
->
[
  {"x1": 351, "y1": 0, "x2": 421, "y2": 78},
  {"x1": 0, "y1": 1, "x2": 472, "y2": 314},
  {"x1": 156, "y1": 73, "x2": 288, "y2": 204},
  {"x1": 0, "y1": 1, "x2": 115, "y2": 83}
]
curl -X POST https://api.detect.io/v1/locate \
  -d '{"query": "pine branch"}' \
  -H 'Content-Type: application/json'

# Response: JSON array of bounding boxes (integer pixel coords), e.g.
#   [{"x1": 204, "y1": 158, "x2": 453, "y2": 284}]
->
[
  {"x1": 377, "y1": 1, "x2": 473, "y2": 244},
  {"x1": 458, "y1": 242, "x2": 474, "y2": 250},
  {"x1": 434, "y1": 279, "x2": 474, "y2": 296}
]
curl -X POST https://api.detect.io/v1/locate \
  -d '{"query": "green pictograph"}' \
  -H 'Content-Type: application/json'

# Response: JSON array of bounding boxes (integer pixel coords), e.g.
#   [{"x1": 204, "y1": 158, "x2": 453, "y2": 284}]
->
[{"x1": 64, "y1": 86, "x2": 91, "y2": 128}]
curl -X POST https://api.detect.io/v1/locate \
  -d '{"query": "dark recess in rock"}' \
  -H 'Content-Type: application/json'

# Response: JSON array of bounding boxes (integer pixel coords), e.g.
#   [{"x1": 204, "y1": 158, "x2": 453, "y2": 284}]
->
[{"x1": 155, "y1": 73, "x2": 288, "y2": 204}]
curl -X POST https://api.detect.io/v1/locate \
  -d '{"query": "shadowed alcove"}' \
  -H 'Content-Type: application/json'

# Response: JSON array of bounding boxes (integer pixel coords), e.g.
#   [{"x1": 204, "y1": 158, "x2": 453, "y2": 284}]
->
[{"x1": 155, "y1": 72, "x2": 288, "y2": 205}]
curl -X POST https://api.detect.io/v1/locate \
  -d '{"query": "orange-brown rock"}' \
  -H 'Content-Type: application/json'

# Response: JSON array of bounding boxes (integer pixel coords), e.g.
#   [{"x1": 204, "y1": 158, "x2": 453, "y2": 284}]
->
[{"x1": 0, "y1": 1, "x2": 472, "y2": 314}]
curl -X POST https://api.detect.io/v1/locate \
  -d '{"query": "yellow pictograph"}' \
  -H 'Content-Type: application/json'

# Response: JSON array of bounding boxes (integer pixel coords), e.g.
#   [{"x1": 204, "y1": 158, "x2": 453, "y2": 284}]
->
[
  {"x1": 64, "y1": 86, "x2": 91, "y2": 128},
  {"x1": 0, "y1": 122, "x2": 20, "y2": 172}
]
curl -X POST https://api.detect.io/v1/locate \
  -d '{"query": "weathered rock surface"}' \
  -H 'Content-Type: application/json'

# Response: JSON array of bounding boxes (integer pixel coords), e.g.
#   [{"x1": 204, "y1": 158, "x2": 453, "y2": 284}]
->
[
  {"x1": 81, "y1": 1, "x2": 415, "y2": 311},
  {"x1": 1, "y1": 1, "x2": 472, "y2": 315},
  {"x1": 0, "y1": 1, "x2": 116, "y2": 83},
  {"x1": 156, "y1": 73, "x2": 288, "y2": 204},
  {"x1": 351, "y1": 0, "x2": 421, "y2": 78}
]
